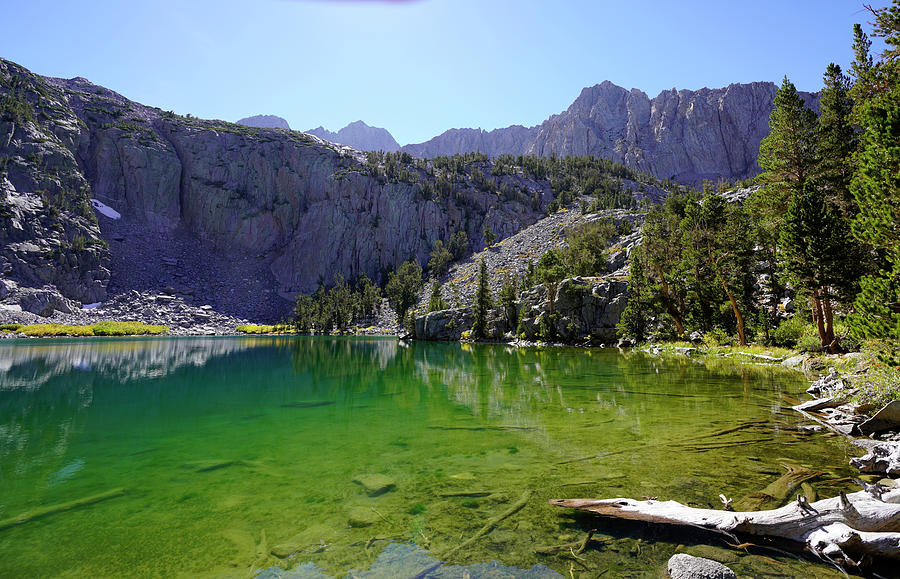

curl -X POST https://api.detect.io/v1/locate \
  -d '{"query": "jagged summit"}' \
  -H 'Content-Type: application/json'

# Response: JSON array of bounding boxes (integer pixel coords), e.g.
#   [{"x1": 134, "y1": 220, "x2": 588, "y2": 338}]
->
[
  {"x1": 306, "y1": 120, "x2": 400, "y2": 152},
  {"x1": 401, "y1": 80, "x2": 819, "y2": 185}
]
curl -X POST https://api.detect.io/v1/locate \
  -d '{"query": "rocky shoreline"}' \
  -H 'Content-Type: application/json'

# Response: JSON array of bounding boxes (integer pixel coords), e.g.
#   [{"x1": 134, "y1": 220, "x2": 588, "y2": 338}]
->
[{"x1": 0, "y1": 287, "x2": 250, "y2": 336}]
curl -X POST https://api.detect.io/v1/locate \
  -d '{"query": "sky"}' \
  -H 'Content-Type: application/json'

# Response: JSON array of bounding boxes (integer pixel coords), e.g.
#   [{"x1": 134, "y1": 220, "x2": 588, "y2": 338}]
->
[{"x1": 0, "y1": 0, "x2": 889, "y2": 145}]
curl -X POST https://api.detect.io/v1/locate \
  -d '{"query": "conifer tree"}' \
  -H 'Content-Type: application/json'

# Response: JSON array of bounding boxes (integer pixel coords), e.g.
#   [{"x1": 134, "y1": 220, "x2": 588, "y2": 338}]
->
[
  {"x1": 617, "y1": 247, "x2": 652, "y2": 343},
  {"x1": 472, "y1": 258, "x2": 494, "y2": 339},
  {"x1": 817, "y1": 63, "x2": 856, "y2": 214},
  {"x1": 781, "y1": 181, "x2": 855, "y2": 351},
  {"x1": 385, "y1": 260, "x2": 423, "y2": 329},
  {"x1": 427, "y1": 282, "x2": 448, "y2": 313},
  {"x1": 848, "y1": 1, "x2": 900, "y2": 351},
  {"x1": 751, "y1": 76, "x2": 818, "y2": 253},
  {"x1": 498, "y1": 275, "x2": 518, "y2": 331}
]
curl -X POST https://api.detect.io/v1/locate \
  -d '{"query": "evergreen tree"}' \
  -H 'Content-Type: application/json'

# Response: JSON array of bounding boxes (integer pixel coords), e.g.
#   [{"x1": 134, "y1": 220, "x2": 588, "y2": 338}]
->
[
  {"x1": 427, "y1": 282, "x2": 448, "y2": 312},
  {"x1": 472, "y1": 258, "x2": 494, "y2": 339},
  {"x1": 482, "y1": 223, "x2": 497, "y2": 247},
  {"x1": 427, "y1": 239, "x2": 452, "y2": 277},
  {"x1": 848, "y1": 1, "x2": 900, "y2": 352},
  {"x1": 817, "y1": 63, "x2": 856, "y2": 214},
  {"x1": 751, "y1": 76, "x2": 818, "y2": 254},
  {"x1": 850, "y1": 22, "x2": 875, "y2": 107},
  {"x1": 498, "y1": 275, "x2": 519, "y2": 331},
  {"x1": 385, "y1": 260, "x2": 423, "y2": 329},
  {"x1": 781, "y1": 181, "x2": 855, "y2": 351},
  {"x1": 448, "y1": 230, "x2": 469, "y2": 259},
  {"x1": 617, "y1": 247, "x2": 652, "y2": 343}
]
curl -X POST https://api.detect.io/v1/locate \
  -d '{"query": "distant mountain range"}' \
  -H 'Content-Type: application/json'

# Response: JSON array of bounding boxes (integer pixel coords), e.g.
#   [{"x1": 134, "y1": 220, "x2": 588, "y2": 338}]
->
[
  {"x1": 306, "y1": 120, "x2": 400, "y2": 152},
  {"x1": 299, "y1": 81, "x2": 817, "y2": 185}
]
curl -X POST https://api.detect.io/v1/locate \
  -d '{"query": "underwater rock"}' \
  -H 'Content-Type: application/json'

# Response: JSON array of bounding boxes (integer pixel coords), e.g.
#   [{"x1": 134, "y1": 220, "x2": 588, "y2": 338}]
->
[
  {"x1": 347, "y1": 507, "x2": 379, "y2": 527},
  {"x1": 353, "y1": 473, "x2": 396, "y2": 496},
  {"x1": 667, "y1": 553, "x2": 737, "y2": 579}
]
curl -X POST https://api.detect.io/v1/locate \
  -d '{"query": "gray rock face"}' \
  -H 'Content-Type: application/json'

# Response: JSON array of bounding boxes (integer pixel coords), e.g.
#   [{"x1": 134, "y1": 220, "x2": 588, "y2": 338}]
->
[
  {"x1": 307, "y1": 120, "x2": 400, "y2": 152},
  {"x1": 402, "y1": 81, "x2": 819, "y2": 185},
  {"x1": 667, "y1": 553, "x2": 736, "y2": 579},
  {"x1": 529, "y1": 82, "x2": 818, "y2": 184},
  {"x1": 415, "y1": 307, "x2": 473, "y2": 341},
  {"x1": 518, "y1": 277, "x2": 629, "y2": 343},
  {"x1": 1, "y1": 58, "x2": 551, "y2": 321},
  {"x1": 236, "y1": 115, "x2": 290, "y2": 130},
  {"x1": 402, "y1": 125, "x2": 538, "y2": 159},
  {"x1": 17, "y1": 286, "x2": 79, "y2": 316}
]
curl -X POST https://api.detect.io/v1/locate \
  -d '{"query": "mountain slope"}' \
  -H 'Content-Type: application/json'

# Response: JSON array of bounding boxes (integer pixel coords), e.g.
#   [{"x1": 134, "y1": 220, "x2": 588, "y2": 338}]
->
[{"x1": 0, "y1": 59, "x2": 552, "y2": 320}]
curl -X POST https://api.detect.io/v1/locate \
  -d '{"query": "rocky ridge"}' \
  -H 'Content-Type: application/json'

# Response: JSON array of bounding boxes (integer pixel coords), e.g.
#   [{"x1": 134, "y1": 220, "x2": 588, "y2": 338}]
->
[{"x1": 402, "y1": 82, "x2": 819, "y2": 185}]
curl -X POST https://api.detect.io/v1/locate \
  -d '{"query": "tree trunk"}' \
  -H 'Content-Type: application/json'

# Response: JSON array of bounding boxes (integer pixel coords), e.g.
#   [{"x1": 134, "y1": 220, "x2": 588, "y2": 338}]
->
[
  {"x1": 822, "y1": 290, "x2": 836, "y2": 351},
  {"x1": 653, "y1": 263, "x2": 685, "y2": 337},
  {"x1": 812, "y1": 289, "x2": 827, "y2": 348},
  {"x1": 711, "y1": 257, "x2": 746, "y2": 346},
  {"x1": 550, "y1": 488, "x2": 900, "y2": 561}
]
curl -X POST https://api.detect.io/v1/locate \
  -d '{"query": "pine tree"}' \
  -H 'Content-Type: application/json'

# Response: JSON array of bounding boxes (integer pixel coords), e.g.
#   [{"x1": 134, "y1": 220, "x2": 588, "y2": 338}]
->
[
  {"x1": 817, "y1": 63, "x2": 856, "y2": 215},
  {"x1": 848, "y1": 1, "x2": 900, "y2": 352},
  {"x1": 385, "y1": 260, "x2": 423, "y2": 329},
  {"x1": 617, "y1": 247, "x2": 652, "y2": 343},
  {"x1": 471, "y1": 258, "x2": 494, "y2": 339},
  {"x1": 427, "y1": 239, "x2": 452, "y2": 277},
  {"x1": 751, "y1": 76, "x2": 818, "y2": 253},
  {"x1": 498, "y1": 275, "x2": 518, "y2": 332},
  {"x1": 781, "y1": 181, "x2": 855, "y2": 351},
  {"x1": 427, "y1": 282, "x2": 448, "y2": 312}
]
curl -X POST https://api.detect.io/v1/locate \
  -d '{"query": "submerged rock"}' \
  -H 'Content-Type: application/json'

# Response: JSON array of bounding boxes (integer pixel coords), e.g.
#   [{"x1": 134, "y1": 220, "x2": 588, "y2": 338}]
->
[
  {"x1": 352, "y1": 473, "x2": 396, "y2": 496},
  {"x1": 667, "y1": 553, "x2": 737, "y2": 579},
  {"x1": 347, "y1": 506, "x2": 379, "y2": 528}
]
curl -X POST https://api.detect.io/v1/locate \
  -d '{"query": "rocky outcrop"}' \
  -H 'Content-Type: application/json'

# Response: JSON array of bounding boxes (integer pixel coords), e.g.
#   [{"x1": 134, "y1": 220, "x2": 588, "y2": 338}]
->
[
  {"x1": 236, "y1": 115, "x2": 291, "y2": 130},
  {"x1": 414, "y1": 307, "x2": 472, "y2": 341},
  {"x1": 401, "y1": 125, "x2": 538, "y2": 159},
  {"x1": 402, "y1": 81, "x2": 819, "y2": 185},
  {"x1": 307, "y1": 120, "x2": 400, "y2": 152},
  {"x1": 0, "y1": 58, "x2": 553, "y2": 321},
  {"x1": 517, "y1": 277, "x2": 629, "y2": 343}
]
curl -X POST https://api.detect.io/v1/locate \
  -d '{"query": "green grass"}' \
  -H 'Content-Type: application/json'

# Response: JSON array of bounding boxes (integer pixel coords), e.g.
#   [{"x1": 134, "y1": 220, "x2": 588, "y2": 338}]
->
[
  {"x1": 235, "y1": 324, "x2": 295, "y2": 335},
  {"x1": 15, "y1": 321, "x2": 168, "y2": 337},
  {"x1": 0, "y1": 323, "x2": 24, "y2": 332}
]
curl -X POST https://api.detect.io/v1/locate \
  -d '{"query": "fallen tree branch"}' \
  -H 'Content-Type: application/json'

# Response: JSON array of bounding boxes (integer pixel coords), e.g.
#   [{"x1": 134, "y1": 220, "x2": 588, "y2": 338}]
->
[
  {"x1": 442, "y1": 490, "x2": 531, "y2": 558},
  {"x1": 550, "y1": 488, "x2": 900, "y2": 560}
]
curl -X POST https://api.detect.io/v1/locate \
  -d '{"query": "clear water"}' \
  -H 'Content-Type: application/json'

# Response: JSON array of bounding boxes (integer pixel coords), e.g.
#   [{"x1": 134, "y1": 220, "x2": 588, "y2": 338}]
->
[{"x1": 0, "y1": 337, "x2": 857, "y2": 578}]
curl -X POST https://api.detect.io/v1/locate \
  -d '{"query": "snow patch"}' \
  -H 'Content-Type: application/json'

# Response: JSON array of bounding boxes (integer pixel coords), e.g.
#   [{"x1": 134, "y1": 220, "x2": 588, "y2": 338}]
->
[
  {"x1": 90, "y1": 199, "x2": 121, "y2": 219},
  {"x1": 81, "y1": 302, "x2": 102, "y2": 310}
]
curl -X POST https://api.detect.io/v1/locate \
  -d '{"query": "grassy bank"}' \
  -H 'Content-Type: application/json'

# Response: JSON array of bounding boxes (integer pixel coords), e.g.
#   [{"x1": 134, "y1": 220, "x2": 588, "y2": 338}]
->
[{"x1": 0, "y1": 321, "x2": 168, "y2": 337}]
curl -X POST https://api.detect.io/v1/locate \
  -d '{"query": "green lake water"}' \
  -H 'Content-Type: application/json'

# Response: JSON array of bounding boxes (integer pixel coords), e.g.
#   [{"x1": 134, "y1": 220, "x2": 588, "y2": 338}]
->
[{"x1": 0, "y1": 337, "x2": 859, "y2": 578}]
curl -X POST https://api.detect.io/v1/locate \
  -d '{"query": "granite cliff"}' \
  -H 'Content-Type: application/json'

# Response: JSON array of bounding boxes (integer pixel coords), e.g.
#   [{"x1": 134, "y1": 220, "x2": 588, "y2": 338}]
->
[
  {"x1": 0, "y1": 59, "x2": 552, "y2": 320},
  {"x1": 402, "y1": 81, "x2": 819, "y2": 184},
  {"x1": 307, "y1": 120, "x2": 400, "y2": 152}
]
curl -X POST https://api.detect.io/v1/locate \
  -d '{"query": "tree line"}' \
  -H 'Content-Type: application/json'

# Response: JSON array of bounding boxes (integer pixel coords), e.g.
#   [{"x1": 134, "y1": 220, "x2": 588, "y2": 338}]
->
[{"x1": 619, "y1": 4, "x2": 900, "y2": 360}]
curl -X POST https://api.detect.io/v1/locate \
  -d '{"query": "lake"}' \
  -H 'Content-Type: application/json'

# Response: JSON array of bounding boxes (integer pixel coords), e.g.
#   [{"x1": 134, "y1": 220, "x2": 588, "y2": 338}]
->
[{"x1": 0, "y1": 336, "x2": 855, "y2": 577}]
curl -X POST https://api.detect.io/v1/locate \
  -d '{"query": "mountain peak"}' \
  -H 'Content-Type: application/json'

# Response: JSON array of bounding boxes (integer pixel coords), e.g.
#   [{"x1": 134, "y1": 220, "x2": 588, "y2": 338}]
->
[
  {"x1": 306, "y1": 121, "x2": 400, "y2": 152},
  {"x1": 236, "y1": 115, "x2": 291, "y2": 130}
]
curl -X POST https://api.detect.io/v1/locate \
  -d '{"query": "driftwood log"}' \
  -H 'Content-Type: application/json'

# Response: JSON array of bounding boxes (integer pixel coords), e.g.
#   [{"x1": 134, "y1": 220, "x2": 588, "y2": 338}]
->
[{"x1": 550, "y1": 488, "x2": 900, "y2": 561}]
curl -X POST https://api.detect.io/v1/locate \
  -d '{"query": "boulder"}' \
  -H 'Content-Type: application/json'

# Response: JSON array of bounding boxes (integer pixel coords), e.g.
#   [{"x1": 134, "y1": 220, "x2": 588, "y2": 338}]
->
[
  {"x1": 17, "y1": 286, "x2": 79, "y2": 316},
  {"x1": 859, "y1": 401, "x2": 900, "y2": 436},
  {"x1": 667, "y1": 553, "x2": 736, "y2": 579},
  {"x1": 516, "y1": 277, "x2": 628, "y2": 343},
  {"x1": 414, "y1": 308, "x2": 473, "y2": 341},
  {"x1": 352, "y1": 473, "x2": 396, "y2": 496}
]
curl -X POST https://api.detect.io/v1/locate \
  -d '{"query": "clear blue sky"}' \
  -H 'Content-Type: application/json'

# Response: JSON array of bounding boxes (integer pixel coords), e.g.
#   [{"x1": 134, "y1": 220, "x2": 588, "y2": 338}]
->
[{"x1": 0, "y1": 0, "x2": 887, "y2": 145}]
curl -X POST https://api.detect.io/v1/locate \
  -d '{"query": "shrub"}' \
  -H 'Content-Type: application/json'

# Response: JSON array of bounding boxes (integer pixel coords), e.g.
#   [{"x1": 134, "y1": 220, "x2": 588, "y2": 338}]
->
[
  {"x1": 90, "y1": 321, "x2": 168, "y2": 336},
  {"x1": 770, "y1": 317, "x2": 806, "y2": 347},
  {"x1": 0, "y1": 323, "x2": 24, "y2": 332},
  {"x1": 235, "y1": 324, "x2": 277, "y2": 334}
]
